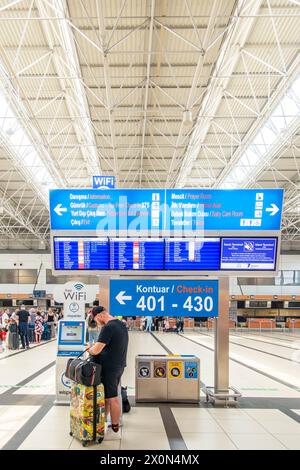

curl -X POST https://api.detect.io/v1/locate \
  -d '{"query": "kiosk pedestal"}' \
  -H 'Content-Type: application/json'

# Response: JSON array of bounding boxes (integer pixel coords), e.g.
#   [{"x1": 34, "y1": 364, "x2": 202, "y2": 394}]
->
[{"x1": 55, "y1": 321, "x2": 86, "y2": 405}]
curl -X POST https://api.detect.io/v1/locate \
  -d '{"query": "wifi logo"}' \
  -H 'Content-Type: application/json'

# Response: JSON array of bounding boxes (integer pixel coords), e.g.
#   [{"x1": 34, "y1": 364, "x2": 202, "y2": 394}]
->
[{"x1": 74, "y1": 283, "x2": 84, "y2": 291}]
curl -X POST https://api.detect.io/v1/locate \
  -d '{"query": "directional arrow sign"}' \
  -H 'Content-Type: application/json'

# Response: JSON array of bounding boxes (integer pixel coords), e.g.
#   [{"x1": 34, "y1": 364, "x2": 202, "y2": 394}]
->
[
  {"x1": 54, "y1": 204, "x2": 67, "y2": 216},
  {"x1": 110, "y1": 280, "x2": 219, "y2": 317},
  {"x1": 49, "y1": 188, "x2": 283, "y2": 231},
  {"x1": 116, "y1": 291, "x2": 132, "y2": 305},
  {"x1": 266, "y1": 203, "x2": 279, "y2": 216}
]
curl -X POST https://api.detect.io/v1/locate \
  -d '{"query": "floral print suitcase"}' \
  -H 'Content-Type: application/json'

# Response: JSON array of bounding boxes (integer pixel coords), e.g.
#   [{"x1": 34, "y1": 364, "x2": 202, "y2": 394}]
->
[{"x1": 70, "y1": 382, "x2": 105, "y2": 447}]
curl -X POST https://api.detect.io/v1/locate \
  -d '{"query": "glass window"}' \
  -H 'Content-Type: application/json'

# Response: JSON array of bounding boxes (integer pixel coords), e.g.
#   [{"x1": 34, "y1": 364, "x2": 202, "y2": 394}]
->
[
  {"x1": 18, "y1": 270, "x2": 38, "y2": 284},
  {"x1": 0, "y1": 270, "x2": 18, "y2": 283}
]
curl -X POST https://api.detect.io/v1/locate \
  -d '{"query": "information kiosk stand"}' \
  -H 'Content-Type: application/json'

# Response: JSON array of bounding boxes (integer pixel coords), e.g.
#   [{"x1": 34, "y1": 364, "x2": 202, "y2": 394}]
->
[{"x1": 55, "y1": 320, "x2": 86, "y2": 404}]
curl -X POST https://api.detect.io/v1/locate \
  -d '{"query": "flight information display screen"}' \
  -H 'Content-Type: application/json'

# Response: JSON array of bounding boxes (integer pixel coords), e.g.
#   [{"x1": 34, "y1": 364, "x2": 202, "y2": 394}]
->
[
  {"x1": 53, "y1": 237, "x2": 109, "y2": 270},
  {"x1": 110, "y1": 238, "x2": 165, "y2": 270},
  {"x1": 165, "y1": 238, "x2": 221, "y2": 270},
  {"x1": 220, "y1": 238, "x2": 277, "y2": 270}
]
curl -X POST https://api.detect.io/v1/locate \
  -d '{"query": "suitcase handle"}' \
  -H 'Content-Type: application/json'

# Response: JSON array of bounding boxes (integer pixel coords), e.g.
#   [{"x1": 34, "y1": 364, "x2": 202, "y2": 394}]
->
[{"x1": 75, "y1": 347, "x2": 91, "y2": 359}]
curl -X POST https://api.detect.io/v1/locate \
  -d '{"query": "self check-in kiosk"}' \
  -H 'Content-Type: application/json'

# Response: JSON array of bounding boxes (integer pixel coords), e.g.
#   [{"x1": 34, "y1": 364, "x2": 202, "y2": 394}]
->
[
  {"x1": 53, "y1": 281, "x2": 98, "y2": 405},
  {"x1": 55, "y1": 320, "x2": 86, "y2": 404}
]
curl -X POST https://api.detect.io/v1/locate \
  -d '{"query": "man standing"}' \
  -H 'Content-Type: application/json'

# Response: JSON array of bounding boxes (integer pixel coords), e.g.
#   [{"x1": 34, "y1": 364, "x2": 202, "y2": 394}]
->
[
  {"x1": 16, "y1": 305, "x2": 30, "y2": 349},
  {"x1": 88, "y1": 306, "x2": 128, "y2": 438},
  {"x1": 145, "y1": 316, "x2": 153, "y2": 332}
]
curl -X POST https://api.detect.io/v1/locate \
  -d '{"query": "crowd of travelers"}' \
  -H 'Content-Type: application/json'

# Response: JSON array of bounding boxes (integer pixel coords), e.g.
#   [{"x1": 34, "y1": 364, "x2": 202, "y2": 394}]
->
[{"x1": 0, "y1": 306, "x2": 62, "y2": 352}]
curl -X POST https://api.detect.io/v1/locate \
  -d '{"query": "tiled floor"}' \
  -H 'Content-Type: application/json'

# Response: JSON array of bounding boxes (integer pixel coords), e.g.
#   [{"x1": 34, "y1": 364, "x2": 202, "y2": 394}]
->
[
  {"x1": 1, "y1": 330, "x2": 300, "y2": 450},
  {"x1": 0, "y1": 406, "x2": 40, "y2": 448}
]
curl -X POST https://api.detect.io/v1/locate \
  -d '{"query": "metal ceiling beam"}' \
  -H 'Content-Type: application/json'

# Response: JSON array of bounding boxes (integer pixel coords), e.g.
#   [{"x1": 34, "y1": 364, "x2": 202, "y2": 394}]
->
[
  {"x1": 139, "y1": 0, "x2": 155, "y2": 187},
  {"x1": 166, "y1": 0, "x2": 221, "y2": 186},
  {"x1": 36, "y1": 0, "x2": 102, "y2": 177},
  {"x1": 0, "y1": 61, "x2": 67, "y2": 197},
  {"x1": 174, "y1": 0, "x2": 263, "y2": 188},
  {"x1": 96, "y1": 0, "x2": 120, "y2": 178},
  {"x1": 0, "y1": 186, "x2": 48, "y2": 243}
]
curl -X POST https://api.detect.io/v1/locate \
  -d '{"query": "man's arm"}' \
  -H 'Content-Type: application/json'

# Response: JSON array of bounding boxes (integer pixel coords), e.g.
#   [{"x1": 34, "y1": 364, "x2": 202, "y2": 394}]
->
[{"x1": 89, "y1": 341, "x2": 106, "y2": 356}]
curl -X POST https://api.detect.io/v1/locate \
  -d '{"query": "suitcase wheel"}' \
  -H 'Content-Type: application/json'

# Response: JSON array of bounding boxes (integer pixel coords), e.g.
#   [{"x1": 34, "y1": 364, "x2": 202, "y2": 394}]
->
[
  {"x1": 69, "y1": 432, "x2": 73, "y2": 437},
  {"x1": 82, "y1": 441, "x2": 89, "y2": 447},
  {"x1": 98, "y1": 437, "x2": 104, "y2": 444}
]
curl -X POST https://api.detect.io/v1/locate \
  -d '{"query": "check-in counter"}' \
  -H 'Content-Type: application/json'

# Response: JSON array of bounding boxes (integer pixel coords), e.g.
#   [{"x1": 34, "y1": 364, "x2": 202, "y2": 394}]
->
[
  {"x1": 247, "y1": 318, "x2": 276, "y2": 329},
  {"x1": 184, "y1": 318, "x2": 195, "y2": 328},
  {"x1": 286, "y1": 319, "x2": 300, "y2": 329},
  {"x1": 207, "y1": 319, "x2": 235, "y2": 329},
  {"x1": 135, "y1": 354, "x2": 200, "y2": 403}
]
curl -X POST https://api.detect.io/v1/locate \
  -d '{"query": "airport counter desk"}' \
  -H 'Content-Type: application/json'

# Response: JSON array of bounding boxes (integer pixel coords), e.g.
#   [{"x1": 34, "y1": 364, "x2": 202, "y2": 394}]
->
[
  {"x1": 247, "y1": 318, "x2": 276, "y2": 329},
  {"x1": 286, "y1": 318, "x2": 300, "y2": 329},
  {"x1": 136, "y1": 355, "x2": 200, "y2": 403}
]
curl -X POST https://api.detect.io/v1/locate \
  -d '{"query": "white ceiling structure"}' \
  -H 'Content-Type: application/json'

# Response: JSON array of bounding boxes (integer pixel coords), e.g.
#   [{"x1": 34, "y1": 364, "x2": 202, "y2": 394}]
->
[{"x1": 0, "y1": 0, "x2": 300, "y2": 249}]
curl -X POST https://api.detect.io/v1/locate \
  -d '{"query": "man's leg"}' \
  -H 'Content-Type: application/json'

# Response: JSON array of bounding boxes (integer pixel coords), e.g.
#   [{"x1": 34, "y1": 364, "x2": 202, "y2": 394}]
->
[
  {"x1": 105, "y1": 399, "x2": 110, "y2": 419},
  {"x1": 109, "y1": 396, "x2": 121, "y2": 429},
  {"x1": 19, "y1": 325, "x2": 25, "y2": 348},
  {"x1": 25, "y1": 331, "x2": 29, "y2": 347}
]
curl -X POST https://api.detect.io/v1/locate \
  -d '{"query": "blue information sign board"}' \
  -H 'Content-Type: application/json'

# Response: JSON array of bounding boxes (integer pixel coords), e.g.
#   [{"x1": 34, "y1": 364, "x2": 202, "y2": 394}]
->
[
  {"x1": 165, "y1": 189, "x2": 283, "y2": 231},
  {"x1": 109, "y1": 279, "x2": 218, "y2": 317},
  {"x1": 50, "y1": 188, "x2": 283, "y2": 232},
  {"x1": 50, "y1": 189, "x2": 164, "y2": 231}
]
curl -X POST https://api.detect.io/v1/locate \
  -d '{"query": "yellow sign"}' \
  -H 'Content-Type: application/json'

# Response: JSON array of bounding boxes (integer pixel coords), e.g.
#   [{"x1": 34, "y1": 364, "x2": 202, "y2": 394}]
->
[{"x1": 168, "y1": 361, "x2": 183, "y2": 379}]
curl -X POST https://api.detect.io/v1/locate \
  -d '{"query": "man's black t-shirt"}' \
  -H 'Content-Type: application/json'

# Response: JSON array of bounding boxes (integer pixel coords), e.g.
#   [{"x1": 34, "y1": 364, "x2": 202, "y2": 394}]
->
[
  {"x1": 96, "y1": 319, "x2": 128, "y2": 370},
  {"x1": 17, "y1": 310, "x2": 30, "y2": 323}
]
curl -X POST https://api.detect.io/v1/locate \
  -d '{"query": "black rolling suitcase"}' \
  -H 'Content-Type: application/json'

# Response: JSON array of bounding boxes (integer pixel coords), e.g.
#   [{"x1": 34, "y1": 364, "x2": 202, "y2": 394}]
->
[
  {"x1": 7, "y1": 331, "x2": 19, "y2": 350},
  {"x1": 7, "y1": 323, "x2": 19, "y2": 350}
]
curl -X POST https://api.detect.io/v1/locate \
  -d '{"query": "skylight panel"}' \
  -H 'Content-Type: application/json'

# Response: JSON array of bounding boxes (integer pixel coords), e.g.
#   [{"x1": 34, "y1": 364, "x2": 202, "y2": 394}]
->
[{"x1": 221, "y1": 73, "x2": 300, "y2": 188}]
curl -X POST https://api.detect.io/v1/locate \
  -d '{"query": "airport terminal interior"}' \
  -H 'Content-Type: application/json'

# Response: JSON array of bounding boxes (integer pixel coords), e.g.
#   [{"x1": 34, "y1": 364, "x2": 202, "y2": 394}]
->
[{"x1": 1, "y1": 0, "x2": 300, "y2": 453}]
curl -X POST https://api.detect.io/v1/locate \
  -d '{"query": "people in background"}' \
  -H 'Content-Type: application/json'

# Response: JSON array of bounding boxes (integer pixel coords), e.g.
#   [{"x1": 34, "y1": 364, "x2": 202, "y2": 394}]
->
[
  {"x1": 145, "y1": 316, "x2": 153, "y2": 332},
  {"x1": 10, "y1": 310, "x2": 17, "y2": 321},
  {"x1": 140, "y1": 317, "x2": 146, "y2": 331},
  {"x1": 153, "y1": 316, "x2": 159, "y2": 332},
  {"x1": 1, "y1": 309, "x2": 10, "y2": 329},
  {"x1": 34, "y1": 311, "x2": 44, "y2": 344},
  {"x1": 86, "y1": 307, "x2": 101, "y2": 343},
  {"x1": 29, "y1": 308, "x2": 36, "y2": 324},
  {"x1": 16, "y1": 304, "x2": 30, "y2": 350},
  {"x1": 163, "y1": 317, "x2": 170, "y2": 332},
  {"x1": 28, "y1": 308, "x2": 36, "y2": 343},
  {"x1": 46, "y1": 308, "x2": 57, "y2": 339},
  {"x1": 176, "y1": 316, "x2": 184, "y2": 334}
]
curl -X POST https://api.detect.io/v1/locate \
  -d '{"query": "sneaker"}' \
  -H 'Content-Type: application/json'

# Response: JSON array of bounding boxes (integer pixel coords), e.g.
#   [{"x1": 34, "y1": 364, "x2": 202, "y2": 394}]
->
[{"x1": 105, "y1": 425, "x2": 121, "y2": 441}]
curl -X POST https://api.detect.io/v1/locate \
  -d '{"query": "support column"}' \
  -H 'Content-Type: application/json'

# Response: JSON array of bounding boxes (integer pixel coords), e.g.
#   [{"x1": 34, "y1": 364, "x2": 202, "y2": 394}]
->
[{"x1": 215, "y1": 277, "x2": 229, "y2": 392}]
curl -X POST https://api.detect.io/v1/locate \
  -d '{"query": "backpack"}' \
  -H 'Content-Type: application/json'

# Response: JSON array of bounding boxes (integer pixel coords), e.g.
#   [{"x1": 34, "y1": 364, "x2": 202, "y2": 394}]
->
[
  {"x1": 121, "y1": 386, "x2": 131, "y2": 413},
  {"x1": 88, "y1": 315, "x2": 97, "y2": 329},
  {"x1": 8, "y1": 322, "x2": 17, "y2": 333}
]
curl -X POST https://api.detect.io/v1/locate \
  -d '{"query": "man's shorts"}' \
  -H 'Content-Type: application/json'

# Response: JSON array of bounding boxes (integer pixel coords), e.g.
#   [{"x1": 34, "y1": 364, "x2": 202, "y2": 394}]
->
[{"x1": 101, "y1": 367, "x2": 124, "y2": 399}]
